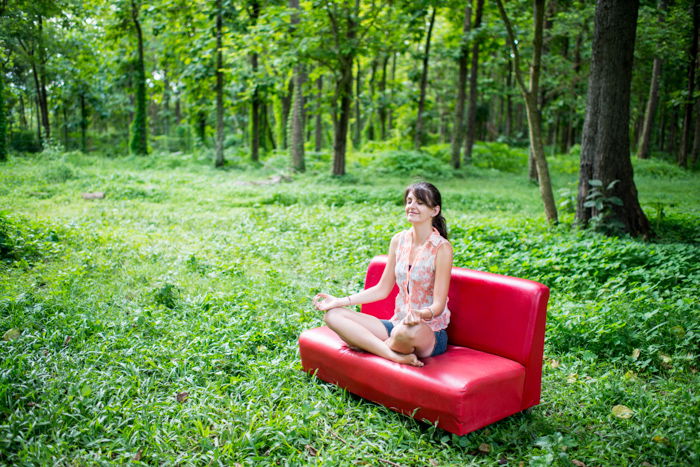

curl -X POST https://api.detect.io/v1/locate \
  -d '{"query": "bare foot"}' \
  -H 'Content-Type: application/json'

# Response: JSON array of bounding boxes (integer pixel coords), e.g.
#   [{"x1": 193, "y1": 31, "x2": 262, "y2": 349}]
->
[{"x1": 387, "y1": 350, "x2": 424, "y2": 367}]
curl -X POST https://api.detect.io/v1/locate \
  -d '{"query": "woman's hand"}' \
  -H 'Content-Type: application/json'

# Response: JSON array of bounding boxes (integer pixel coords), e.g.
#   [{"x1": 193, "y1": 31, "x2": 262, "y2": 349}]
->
[
  {"x1": 402, "y1": 308, "x2": 423, "y2": 326},
  {"x1": 313, "y1": 293, "x2": 343, "y2": 311}
]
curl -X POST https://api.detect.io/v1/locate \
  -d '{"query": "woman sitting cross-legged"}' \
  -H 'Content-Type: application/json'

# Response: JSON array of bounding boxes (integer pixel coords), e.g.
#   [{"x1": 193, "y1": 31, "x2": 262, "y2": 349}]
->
[{"x1": 312, "y1": 182, "x2": 453, "y2": 367}]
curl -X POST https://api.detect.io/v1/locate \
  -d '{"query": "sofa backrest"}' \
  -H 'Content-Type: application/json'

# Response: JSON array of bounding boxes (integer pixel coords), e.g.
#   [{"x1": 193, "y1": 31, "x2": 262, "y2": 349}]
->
[{"x1": 361, "y1": 255, "x2": 549, "y2": 367}]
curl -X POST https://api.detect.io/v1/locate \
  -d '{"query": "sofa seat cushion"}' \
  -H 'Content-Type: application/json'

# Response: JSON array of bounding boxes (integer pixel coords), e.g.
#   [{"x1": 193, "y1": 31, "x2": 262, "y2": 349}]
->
[{"x1": 299, "y1": 326, "x2": 527, "y2": 435}]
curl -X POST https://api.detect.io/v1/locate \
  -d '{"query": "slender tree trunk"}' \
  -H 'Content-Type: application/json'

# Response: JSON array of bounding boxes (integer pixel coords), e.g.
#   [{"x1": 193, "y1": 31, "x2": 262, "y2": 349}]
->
[
  {"x1": 463, "y1": 0, "x2": 484, "y2": 162},
  {"x1": 19, "y1": 94, "x2": 27, "y2": 129},
  {"x1": 36, "y1": 16, "x2": 50, "y2": 141},
  {"x1": 691, "y1": 99, "x2": 700, "y2": 166},
  {"x1": 496, "y1": 0, "x2": 558, "y2": 223},
  {"x1": 637, "y1": 56, "x2": 662, "y2": 159},
  {"x1": 679, "y1": 0, "x2": 699, "y2": 168},
  {"x1": 353, "y1": 59, "x2": 362, "y2": 148},
  {"x1": 414, "y1": 7, "x2": 437, "y2": 150},
  {"x1": 250, "y1": 0, "x2": 262, "y2": 162},
  {"x1": 162, "y1": 66, "x2": 171, "y2": 137},
  {"x1": 289, "y1": 63, "x2": 306, "y2": 171},
  {"x1": 333, "y1": 59, "x2": 353, "y2": 175},
  {"x1": 315, "y1": 76, "x2": 323, "y2": 151},
  {"x1": 576, "y1": 0, "x2": 650, "y2": 237},
  {"x1": 379, "y1": 54, "x2": 389, "y2": 140},
  {"x1": 79, "y1": 92, "x2": 88, "y2": 153},
  {"x1": 214, "y1": 0, "x2": 225, "y2": 167},
  {"x1": 451, "y1": 2, "x2": 472, "y2": 168},
  {"x1": 129, "y1": 0, "x2": 148, "y2": 155},
  {"x1": 367, "y1": 58, "x2": 378, "y2": 141},
  {"x1": 388, "y1": 52, "x2": 397, "y2": 134},
  {"x1": 0, "y1": 71, "x2": 6, "y2": 161},
  {"x1": 505, "y1": 57, "x2": 513, "y2": 137}
]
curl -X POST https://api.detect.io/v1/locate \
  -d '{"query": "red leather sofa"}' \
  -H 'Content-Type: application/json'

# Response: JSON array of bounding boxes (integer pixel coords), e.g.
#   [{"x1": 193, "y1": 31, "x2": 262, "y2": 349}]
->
[{"x1": 299, "y1": 255, "x2": 550, "y2": 436}]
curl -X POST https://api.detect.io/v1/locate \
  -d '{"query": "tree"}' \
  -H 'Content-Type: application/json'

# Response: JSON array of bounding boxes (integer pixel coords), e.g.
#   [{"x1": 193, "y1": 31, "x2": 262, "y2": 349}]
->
[
  {"x1": 450, "y1": 2, "x2": 472, "y2": 168},
  {"x1": 679, "y1": 0, "x2": 699, "y2": 168},
  {"x1": 576, "y1": 0, "x2": 650, "y2": 237},
  {"x1": 496, "y1": 0, "x2": 558, "y2": 223},
  {"x1": 214, "y1": 0, "x2": 225, "y2": 167},
  {"x1": 129, "y1": 0, "x2": 148, "y2": 155},
  {"x1": 413, "y1": 6, "x2": 436, "y2": 150},
  {"x1": 637, "y1": 0, "x2": 669, "y2": 159},
  {"x1": 289, "y1": 0, "x2": 305, "y2": 172},
  {"x1": 463, "y1": 0, "x2": 484, "y2": 163}
]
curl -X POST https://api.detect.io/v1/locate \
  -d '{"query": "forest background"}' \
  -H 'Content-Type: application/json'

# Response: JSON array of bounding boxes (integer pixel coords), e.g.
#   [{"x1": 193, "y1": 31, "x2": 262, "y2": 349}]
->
[{"x1": 1, "y1": 0, "x2": 699, "y2": 465}]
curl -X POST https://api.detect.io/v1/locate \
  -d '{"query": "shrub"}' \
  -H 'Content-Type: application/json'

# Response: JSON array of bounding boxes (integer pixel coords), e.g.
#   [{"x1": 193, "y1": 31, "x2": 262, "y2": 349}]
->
[
  {"x1": 367, "y1": 150, "x2": 452, "y2": 177},
  {"x1": 471, "y1": 142, "x2": 527, "y2": 173}
]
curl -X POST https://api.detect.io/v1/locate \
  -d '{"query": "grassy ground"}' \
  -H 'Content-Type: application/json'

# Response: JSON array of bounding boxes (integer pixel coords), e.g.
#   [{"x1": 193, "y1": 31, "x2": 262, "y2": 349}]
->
[{"x1": 1, "y1": 147, "x2": 699, "y2": 465}]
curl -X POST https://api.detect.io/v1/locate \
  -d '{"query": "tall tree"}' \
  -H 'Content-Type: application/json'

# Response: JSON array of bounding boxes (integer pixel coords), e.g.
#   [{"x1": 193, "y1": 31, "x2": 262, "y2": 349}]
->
[
  {"x1": 679, "y1": 0, "x2": 699, "y2": 168},
  {"x1": 289, "y1": 0, "x2": 305, "y2": 171},
  {"x1": 414, "y1": 6, "x2": 436, "y2": 150},
  {"x1": 576, "y1": 0, "x2": 650, "y2": 237},
  {"x1": 496, "y1": 0, "x2": 558, "y2": 223},
  {"x1": 463, "y1": 0, "x2": 484, "y2": 163},
  {"x1": 214, "y1": 0, "x2": 225, "y2": 167},
  {"x1": 450, "y1": 2, "x2": 472, "y2": 168},
  {"x1": 249, "y1": 0, "x2": 262, "y2": 162},
  {"x1": 129, "y1": 0, "x2": 148, "y2": 155},
  {"x1": 637, "y1": 0, "x2": 669, "y2": 159}
]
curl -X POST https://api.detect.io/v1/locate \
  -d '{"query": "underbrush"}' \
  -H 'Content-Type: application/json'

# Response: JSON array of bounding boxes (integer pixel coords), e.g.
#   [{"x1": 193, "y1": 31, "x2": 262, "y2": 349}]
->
[{"x1": 1, "y1": 150, "x2": 698, "y2": 465}]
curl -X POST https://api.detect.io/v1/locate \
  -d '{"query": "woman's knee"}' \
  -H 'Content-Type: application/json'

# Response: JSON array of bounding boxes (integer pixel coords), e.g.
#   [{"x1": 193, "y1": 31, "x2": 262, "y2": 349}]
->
[{"x1": 323, "y1": 307, "x2": 346, "y2": 326}]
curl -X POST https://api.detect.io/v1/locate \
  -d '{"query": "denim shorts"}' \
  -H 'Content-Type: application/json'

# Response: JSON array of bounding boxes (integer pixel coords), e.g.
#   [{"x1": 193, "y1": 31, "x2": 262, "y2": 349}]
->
[{"x1": 381, "y1": 319, "x2": 448, "y2": 357}]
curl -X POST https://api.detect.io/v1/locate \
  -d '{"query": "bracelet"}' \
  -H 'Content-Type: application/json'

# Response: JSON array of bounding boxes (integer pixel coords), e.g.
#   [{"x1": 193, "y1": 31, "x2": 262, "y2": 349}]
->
[{"x1": 423, "y1": 308, "x2": 434, "y2": 320}]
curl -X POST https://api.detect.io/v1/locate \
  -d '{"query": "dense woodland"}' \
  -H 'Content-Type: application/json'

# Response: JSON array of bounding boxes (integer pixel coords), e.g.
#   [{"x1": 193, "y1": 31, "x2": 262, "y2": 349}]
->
[{"x1": 1, "y1": 0, "x2": 699, "y2": 230}]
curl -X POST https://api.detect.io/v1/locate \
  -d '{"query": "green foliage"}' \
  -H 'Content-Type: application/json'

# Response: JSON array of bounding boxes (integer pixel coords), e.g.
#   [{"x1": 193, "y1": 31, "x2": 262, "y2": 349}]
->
[
  {"x1": 0, "y1": 150, "x2": 698, "y2": 465},
  {"x1": 367, "y1": 150, "x2": 453, "y2": 177},
  {"x1": 0, "y1": 73, "x2": 6, "y2": 162},
  {"x1": 471, "y1": 142, "x2": 528, "y2": 173},
  {"x1": 9, "y1": 130, "x2": 42, "y2": 153},
  {"x1": 583, "y1": 179, "x2": 625, "y2": 234},
  {"x1": 0, "y1": 212, "x2": 63, "y2": 264}
]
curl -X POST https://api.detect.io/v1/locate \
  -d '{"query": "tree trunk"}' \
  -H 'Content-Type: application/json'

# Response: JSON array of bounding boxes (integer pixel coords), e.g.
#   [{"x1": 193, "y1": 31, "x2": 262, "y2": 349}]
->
[
  {"x1": 315, "y1": 76, "x2": 323, "y2": 152},
  {"x1": 463, "y1": 0, "x2": 484, "y2": 163},
  {"x1": 80, "y1": 92, "x2": 88, "y2": 153},
  {"x1": 36, "y1": 16, "x2": 50, "y2": 141},
  {"x1": 497, "y1": 0, "x2": 557, "y2": 223},
  {"x1": 691, "y1": 99, "x2": 700, "y2": 167},
  {"x1": 450, "y1": 2, "x2": 472, "y2": 168},
  {"x1": 576, "y1": 0, "x2": 650, "y2": 237},
  {"x1": 414, "y1": 7, "x2": 437, "y2": 150},
  {"x1": 367, "y1": 58, "x2": 378, "y2": 141},
  {"x1": 636, "y1": 56, "x2": 662, "y2": 159},
  {"x1": 0, "y1": 71, "x2": 6, "y2": 161},
  {"x1": 679, "y1": 0, "x2": 699, "y2": 168},
  {"x1": 19, "y1": 94, "x2": 28, "y2": 129},
  {"x1": 214, "y1": 0, "x2": 225, "y2": 167},
  {"x1": 250, "y1": 0, "x2": 262, "y2": 162},
  {"x1": 129, "y1": 0, "x2": 148, "y2": 155},
  {"x1": 333, "y1": 59, "x2": 353, "y2": 175},
  {"x1": 379, "y1": 54, "x2": 388, "y2": 140},
  {"x1": 289, "y1": 62, "x2": 306, "y2": 171},
  {"x1": 353, "y1": 59, "x2": 362, "y2": 148}
]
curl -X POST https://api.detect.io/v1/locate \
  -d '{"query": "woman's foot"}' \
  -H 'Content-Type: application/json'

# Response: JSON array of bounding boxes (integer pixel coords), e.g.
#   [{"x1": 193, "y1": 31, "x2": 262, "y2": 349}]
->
[{"x1": 388, "y1": 350, "x2": 424, "y2": 367}]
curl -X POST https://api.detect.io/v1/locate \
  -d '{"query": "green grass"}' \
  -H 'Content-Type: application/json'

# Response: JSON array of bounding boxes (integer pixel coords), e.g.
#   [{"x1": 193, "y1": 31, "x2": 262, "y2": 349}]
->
[{"x1": 1, "y1": 148, "x2": 698, "y2": 465}]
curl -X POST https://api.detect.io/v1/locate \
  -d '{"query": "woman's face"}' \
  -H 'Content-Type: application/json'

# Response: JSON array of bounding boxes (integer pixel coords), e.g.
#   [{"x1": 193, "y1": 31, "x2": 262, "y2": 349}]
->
[{"x1": 405, "y1": 190, "x2": 439, "y2": 224}]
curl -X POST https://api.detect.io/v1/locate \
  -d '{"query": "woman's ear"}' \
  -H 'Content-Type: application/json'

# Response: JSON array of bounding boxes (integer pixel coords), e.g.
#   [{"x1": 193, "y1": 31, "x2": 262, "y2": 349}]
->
[{"x1": 432, "y1": 206, "x2": 440, "y2": 217}]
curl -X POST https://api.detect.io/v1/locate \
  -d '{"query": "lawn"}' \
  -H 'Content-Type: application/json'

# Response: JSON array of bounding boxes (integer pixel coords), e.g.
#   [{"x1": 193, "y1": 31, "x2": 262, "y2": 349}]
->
[{"x1": 1, "y1": 148, "x2": 698, "y2": 465}]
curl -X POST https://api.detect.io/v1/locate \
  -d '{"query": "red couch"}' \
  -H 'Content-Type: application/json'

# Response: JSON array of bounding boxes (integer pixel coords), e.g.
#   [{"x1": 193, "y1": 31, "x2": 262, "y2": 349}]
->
[{"x1": 299, "y1": 255, "x2": 550, "y2": 436}]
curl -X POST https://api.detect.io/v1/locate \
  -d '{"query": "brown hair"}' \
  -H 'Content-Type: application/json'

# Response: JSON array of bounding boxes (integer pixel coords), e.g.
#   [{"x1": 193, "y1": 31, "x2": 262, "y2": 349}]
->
[{"x1": 404, "y1": 182, "x2": 448, "y2": 239}]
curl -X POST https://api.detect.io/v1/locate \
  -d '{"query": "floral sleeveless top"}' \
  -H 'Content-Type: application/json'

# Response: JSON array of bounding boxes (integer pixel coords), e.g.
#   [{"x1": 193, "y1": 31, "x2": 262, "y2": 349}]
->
[{"x1": 391, "y1": 227, "x2": 451, "y2": 332}]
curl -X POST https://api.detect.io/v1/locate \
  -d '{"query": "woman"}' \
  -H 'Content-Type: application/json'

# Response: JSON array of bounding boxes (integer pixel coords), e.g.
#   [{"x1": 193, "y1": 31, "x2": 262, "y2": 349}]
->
[{"x1": 313, "y1": 182, "x2": 453, "y2": 367}]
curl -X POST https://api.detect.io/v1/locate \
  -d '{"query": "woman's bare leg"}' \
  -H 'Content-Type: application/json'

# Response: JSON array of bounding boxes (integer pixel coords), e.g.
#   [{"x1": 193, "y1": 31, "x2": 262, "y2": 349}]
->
[
  {"x1": 386, "y1": 322, "x2": 436, "y2": 358},
  {"x1": 324, "y1": 308, "x2": 423, "y2": 367}
]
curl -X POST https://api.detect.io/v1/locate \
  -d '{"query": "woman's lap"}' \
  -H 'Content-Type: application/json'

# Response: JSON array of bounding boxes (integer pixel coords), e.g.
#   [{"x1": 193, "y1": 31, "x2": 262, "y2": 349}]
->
[{"x1": 381, "y1": 319, "x2": 448, "y2": 357}]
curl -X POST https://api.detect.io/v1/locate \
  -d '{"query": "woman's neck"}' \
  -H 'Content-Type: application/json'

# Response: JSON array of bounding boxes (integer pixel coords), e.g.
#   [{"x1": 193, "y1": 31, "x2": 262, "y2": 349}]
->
[{"x1": 412, "y1": 222, "x2": 433, "y2": 244}]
